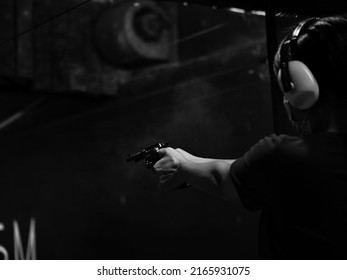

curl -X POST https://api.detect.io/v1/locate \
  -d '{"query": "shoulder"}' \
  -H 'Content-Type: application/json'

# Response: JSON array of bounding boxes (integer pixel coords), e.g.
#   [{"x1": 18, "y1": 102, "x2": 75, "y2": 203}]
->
[
  {"x1": 257, "y1": 133, "x2": 300, "y2": 147},
  {"x1": 245, "y1": 134, "x2": 300, "y2": 162}
]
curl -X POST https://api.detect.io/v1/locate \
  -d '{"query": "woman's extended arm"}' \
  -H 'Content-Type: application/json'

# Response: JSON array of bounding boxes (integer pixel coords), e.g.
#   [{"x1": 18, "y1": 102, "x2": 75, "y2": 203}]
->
[{"x1": 153, "y1": 148, "x2": 237, "y2": 201}]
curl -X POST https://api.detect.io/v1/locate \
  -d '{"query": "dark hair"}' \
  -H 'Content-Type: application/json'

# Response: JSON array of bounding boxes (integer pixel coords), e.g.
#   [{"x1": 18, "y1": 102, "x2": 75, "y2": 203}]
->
[{"x1": 274, "y1": 15, "x2": 347, "y2": 98}]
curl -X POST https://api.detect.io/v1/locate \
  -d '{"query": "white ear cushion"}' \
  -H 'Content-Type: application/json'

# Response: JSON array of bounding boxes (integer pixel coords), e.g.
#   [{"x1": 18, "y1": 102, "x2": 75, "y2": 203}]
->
[{"x1": 278, "y1": 60, "x2": 319, "y2": 110}]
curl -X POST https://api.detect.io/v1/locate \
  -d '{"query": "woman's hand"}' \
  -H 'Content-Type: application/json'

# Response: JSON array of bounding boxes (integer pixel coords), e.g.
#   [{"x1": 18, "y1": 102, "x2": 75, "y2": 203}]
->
[{"x1": 153, "y1": 147, "x2": 188, "y2": 191}]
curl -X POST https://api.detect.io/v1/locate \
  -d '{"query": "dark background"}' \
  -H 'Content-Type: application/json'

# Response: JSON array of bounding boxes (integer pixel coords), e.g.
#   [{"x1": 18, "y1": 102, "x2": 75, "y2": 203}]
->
[{"x1": 0, "y1": 0, "x2": 275, "y2": 259}]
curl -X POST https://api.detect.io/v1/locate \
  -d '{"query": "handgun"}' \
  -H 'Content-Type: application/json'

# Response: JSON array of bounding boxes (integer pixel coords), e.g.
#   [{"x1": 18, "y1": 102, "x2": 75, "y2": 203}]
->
[
  {"x1": 126, "y1": 142, "x2": 191, "y2": 189},
  {"x1": 126, "y1": 142, "x2": 169, "y2": 169}
]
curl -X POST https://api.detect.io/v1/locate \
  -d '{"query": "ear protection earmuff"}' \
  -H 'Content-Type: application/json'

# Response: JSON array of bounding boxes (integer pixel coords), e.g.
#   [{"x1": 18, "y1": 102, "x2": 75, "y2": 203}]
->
[{"x1": 277, "y1": 18, "x2": 320, "y2": 110}]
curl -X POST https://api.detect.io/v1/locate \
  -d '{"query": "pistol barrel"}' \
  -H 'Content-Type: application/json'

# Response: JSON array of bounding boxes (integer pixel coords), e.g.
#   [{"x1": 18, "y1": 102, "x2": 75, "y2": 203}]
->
[{"x1": 126, "y1": 151, "x2": 145, "y2": 162}]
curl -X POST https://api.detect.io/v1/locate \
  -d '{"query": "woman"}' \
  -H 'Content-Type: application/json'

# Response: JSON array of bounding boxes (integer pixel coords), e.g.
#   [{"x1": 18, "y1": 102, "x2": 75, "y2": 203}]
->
[{"x1": 153, "y1": 15, "x2": 347, "y2": 259}]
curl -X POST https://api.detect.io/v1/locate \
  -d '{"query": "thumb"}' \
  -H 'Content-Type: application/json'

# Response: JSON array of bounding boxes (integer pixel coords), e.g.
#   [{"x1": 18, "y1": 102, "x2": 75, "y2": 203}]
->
[
  {"x1": 156, "y1": 147, "x2": 175, "y2": 159},
  {"x1": 156, "y1": 147, "x2": 168, "y2": 157},
  {"x1": 153, "y1": 147, "x2": 169, "y2": 170}
]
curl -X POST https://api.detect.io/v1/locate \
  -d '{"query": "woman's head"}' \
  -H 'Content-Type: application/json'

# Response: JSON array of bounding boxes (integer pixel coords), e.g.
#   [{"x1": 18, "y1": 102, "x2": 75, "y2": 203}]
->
[
  {"x1": 274, "y1": 15, "x2": 347, "y2": 101},
  {"x1": 274, "y1": 15, "x2": 347, "y2": 135}
]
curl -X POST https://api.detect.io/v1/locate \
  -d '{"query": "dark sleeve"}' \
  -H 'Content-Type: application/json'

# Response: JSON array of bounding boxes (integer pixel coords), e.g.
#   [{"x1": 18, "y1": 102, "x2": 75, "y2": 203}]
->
[{"x1": 230, "y1": 134, "x2": 281, "y2": 211}]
